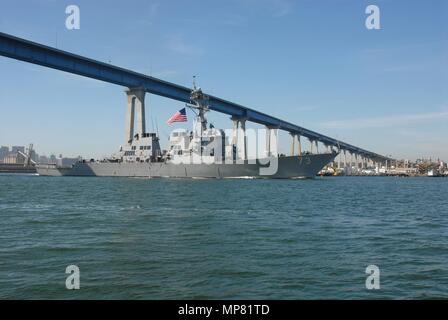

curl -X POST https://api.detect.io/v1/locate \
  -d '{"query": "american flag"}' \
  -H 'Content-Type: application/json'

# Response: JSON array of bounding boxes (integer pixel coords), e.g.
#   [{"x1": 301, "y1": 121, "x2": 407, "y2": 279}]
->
[{"x1": 167, "y1": 108, "x2": 188, "y2": 124}]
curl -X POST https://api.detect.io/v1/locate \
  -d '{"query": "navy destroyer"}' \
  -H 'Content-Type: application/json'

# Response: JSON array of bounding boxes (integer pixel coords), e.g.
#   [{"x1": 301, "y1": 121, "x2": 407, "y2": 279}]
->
[{"x1": 36, "y1": 85, "x2": 337, "y2": 178}]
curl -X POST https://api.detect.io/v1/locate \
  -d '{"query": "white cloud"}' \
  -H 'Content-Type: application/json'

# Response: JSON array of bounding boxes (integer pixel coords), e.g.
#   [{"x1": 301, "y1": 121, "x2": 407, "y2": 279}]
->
[
  {"x1": 132, "y1": 2, "x2": 159, "y2": 27},
  {"x1": 151, "y1": 69, "x2": 179, "y2": 79},
  {"x1": 166, "y1": 35, "x2": 204, "y2": 57},
  {"x1": 263, "y1": 0, "x2": 294, "y2": 17},
  {"x1": 270, "y1": 0, "x2": 293, "y2": 17},
  {"x1": 320, "y1": 111, "x2": 448, "y2": 129},
  {"x1": 293, "y1": 105, "x2": 318, "y2": 112},
  {"x1": 238, "y1": 0, "x2": 294, "y2": 17},
  {"x1": 222, "y1": 14, "x2": 247, "y2": 27}
]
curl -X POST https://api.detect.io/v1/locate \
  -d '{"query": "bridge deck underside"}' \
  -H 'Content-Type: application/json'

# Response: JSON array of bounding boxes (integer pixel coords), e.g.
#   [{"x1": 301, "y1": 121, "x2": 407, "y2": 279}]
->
[{"x1": 0, "y1": 32, "x2": 390, "y2": 162}]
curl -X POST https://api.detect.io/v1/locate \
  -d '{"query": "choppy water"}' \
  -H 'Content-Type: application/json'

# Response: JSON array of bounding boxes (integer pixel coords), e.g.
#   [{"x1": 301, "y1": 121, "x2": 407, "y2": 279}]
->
[{"x1": 0, "y1": 174, "x2": 447, "y2": 299}]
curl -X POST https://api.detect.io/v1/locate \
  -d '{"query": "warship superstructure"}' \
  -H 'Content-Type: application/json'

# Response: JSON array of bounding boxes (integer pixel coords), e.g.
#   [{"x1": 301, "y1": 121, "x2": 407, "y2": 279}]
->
[{"x1": 36, "y1": 85, "x2": 337, "y2": 178}]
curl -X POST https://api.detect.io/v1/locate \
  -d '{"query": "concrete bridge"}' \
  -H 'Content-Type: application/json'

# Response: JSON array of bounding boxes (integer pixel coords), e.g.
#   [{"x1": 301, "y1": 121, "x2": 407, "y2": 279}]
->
[{"x1": 0, "y1": 32, "x2": 392, "y2": 168}]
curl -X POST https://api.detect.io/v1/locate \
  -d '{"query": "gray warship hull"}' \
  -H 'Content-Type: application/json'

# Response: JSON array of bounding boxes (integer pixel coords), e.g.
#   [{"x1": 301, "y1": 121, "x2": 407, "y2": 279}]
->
[{"x1": 36, "y1": 153, "x2": 336, "y2": 179}]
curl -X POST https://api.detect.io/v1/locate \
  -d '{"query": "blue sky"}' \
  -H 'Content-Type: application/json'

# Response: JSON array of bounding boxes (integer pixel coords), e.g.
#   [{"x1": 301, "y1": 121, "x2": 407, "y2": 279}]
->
[{"x1": 0, "y1": 0, "x2": 447, "y2": 160}]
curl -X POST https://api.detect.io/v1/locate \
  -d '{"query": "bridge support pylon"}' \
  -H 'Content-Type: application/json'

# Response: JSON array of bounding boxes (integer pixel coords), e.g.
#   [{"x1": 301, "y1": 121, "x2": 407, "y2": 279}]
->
[
  {"x1": 290, "y1": 133, "x2": 301, "y2": 156},
  {"x1": 125, "y1": 87, "x2": 146, "y2": 145},
  {"x1": 231, "y1": 117, "x2": 248, "y2": 161},
  {"x1": 266, "y1": 126, "x2": 278, "y2": 157}
]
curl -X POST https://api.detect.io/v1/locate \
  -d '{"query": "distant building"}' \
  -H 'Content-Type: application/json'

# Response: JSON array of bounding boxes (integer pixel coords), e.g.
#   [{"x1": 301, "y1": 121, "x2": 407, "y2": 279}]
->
[
  {"x1": 49, "y1": 154, "x2": 57, "y2": 164},
  {"x1": 0, "y1": 146, "x2": 9, "y2": 163},
  {"x1": 38, "y1": 155, "x2": 49, "y2": 164},
  {"x1": 1, "y1": 145, "x2": 86, "y2": 167},
  {"x1": 11, "y1": 146, "x2": 25, "y2": 154},
  {"x1": 2, "y1": 152, "x2": 25, "y2": 164}
]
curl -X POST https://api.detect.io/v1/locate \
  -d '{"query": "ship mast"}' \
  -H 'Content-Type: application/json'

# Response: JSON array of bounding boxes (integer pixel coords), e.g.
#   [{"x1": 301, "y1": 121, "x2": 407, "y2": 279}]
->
[
  {"x1": 190, "y1": 76, "x2": 209, "y2": 132},
  {"x1": 189, "y1": 76, "x2": 209, "y2": 158}
]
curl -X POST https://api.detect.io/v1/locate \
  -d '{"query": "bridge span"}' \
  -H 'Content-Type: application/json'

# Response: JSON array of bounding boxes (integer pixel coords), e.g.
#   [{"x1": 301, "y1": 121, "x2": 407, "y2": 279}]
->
[{"x1": 0, "y1": 32, "x2": 391, "y2": 167}]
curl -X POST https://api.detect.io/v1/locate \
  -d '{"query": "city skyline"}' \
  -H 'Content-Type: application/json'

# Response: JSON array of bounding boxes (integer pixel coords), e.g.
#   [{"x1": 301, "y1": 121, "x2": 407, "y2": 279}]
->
[
  {"x1": 0, "y1": 0, "x2": 447, "y2": 161},
  {"x1": 1, "y1": 142, "x2": 445, "y2": 168}
]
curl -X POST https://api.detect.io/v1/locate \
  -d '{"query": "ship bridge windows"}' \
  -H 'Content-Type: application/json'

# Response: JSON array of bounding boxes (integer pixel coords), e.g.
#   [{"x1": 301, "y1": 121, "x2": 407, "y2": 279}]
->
[
  {"x1": 201, "y1": 137, "x2": 214, "y2": 146},
  {"x1": 171, "y1": 130, "x2": 187, "y2": 139},
  {"x1": 124, "y1": 151, "x2": 135, "y2": 156}
]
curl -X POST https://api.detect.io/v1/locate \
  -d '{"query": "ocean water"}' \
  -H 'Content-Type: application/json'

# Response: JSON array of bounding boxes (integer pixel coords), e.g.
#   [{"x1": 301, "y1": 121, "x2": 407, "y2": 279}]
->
[{"x1": 0, "y1": 174, "x2": 447, "y2": 299}]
